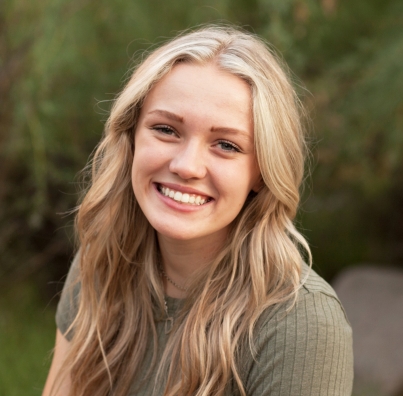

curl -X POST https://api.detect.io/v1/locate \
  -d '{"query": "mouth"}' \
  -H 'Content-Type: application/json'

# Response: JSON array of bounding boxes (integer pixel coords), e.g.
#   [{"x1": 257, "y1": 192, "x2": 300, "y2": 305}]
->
[{"x1": 156, "y1": 183, "x2": 213, "y2": 206}]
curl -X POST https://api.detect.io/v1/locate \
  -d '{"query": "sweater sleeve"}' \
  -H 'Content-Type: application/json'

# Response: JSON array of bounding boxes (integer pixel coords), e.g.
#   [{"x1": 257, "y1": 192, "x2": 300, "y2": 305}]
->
[
  {"x1": 244, "y1": 291, "x2": 354, "y2": 396},
  {"x1": 55, "y1": 252, "x2": 81, "y2": 341}
]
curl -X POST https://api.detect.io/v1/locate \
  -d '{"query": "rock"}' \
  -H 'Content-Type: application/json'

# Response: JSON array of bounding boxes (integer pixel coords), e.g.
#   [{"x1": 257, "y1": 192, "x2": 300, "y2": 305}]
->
[{"x1": 332, "y1": 265, "x2": 403, "y2": 396}]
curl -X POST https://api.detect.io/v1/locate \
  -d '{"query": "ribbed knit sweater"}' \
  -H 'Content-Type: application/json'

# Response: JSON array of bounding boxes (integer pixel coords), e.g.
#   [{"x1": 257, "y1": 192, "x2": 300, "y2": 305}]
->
[{"x1": 56, "y1": 258, "x2": 353, "y2": 395}]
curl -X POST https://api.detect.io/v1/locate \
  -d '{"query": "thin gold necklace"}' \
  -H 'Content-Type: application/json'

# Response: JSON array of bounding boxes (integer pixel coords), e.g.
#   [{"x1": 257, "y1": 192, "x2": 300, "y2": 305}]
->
[{"x1": 159, "y1": 266, "x2": 188, "y2": 292}]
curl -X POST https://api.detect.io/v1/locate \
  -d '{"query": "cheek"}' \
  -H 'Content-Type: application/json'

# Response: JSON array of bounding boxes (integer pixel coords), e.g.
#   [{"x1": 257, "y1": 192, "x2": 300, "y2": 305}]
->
[
  {"x1": 133, "y1": 132, "x2": 170, "y2": 167},
  {"x1": 213, "y1": 173, "x2": 248, "y2": 217},
  {"x1": 131, "y1": 146, "x2": 148, "y2": 196},
  {"x1": 132, "y1": 135, "x2": 153, "y2": 173},
  {"x1": 245, "y1": 158, "x2": 261, "y2": 192},
  {"x1": 223, "y1": 163, "x2": 258, "y2": 194},
  {"x1": 131, "y1": 161, "x2": 140, "y2": 199},
  {"x1": 131, "y1": 143, "x2": 167, "y2": 194}
]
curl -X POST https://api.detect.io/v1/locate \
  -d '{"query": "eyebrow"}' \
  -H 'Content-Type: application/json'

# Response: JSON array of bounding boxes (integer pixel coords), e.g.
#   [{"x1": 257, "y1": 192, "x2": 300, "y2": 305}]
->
[
  {"x1": 210, "y1": 126, "x2": 252, "y2": 142},
  {"x1": 148, "y1": 109, "x2": 183, "y2": 123}
]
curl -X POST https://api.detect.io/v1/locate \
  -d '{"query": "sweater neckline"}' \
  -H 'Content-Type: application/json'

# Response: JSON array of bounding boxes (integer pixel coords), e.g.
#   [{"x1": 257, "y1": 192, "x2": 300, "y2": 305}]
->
[{"x1": 164, "y1": 295, "x2": 183, "y2": 313}]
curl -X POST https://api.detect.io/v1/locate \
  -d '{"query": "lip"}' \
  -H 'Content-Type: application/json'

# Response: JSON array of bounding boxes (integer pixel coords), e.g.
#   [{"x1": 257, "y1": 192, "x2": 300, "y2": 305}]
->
[
  {"x1": 152, "y1": 183, "x2": 214, "y2": 212},
  {"x1": 154, "y1": 182, "x2": 213, "y2": 199}
]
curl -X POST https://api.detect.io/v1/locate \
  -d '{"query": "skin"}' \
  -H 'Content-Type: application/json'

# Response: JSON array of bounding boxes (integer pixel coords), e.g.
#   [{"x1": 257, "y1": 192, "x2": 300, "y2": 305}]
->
[
  {"x1": 43, "y1": 61, "x2": 261, "y2": 393},
  {"x1": 132, "y1": 62, "x2": 261, "y2": 297},
  {"x1": 42, "y1": 329, "x2": 71, "y2": 395}
]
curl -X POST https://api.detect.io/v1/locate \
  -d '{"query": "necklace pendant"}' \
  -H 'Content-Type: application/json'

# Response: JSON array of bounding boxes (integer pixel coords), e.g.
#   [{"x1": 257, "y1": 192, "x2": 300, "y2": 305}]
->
[{"x1": 165, "y1": 316, "x2": 174, "y2": 334}]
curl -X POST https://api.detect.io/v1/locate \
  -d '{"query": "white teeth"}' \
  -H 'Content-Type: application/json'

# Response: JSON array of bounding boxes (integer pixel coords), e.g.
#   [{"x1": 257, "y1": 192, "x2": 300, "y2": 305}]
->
[
  {"x1": 181, "y1": 193, "x2": 190, "y2": 203},
  {"x1": 159, "y1": 185, "x2": 209, "y2": 206}
]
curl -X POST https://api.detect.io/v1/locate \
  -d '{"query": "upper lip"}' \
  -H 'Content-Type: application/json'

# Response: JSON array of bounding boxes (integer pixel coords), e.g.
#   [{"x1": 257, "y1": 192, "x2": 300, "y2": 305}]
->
[{"x1": 155, "y1": 182, "x2": 213, "y2": 198}]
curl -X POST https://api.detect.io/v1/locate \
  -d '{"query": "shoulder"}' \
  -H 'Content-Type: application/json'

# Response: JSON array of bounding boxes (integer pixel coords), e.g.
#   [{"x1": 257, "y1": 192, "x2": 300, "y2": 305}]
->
[
  {"x1": 241, "y1": 263, "x2": 354, "y2": 396},
  {"x1": 299, "y1": 262, "x2": 342, "y2": 302},
  {"x1": 55, "y1": 251, "x2": 82, "y2": 341},
  {"x1": 295, "y1": 262, "x2": 352, "y2": 330},
  {"x1": 257, "y1": 263, "x2": 351, "y2": 334}
]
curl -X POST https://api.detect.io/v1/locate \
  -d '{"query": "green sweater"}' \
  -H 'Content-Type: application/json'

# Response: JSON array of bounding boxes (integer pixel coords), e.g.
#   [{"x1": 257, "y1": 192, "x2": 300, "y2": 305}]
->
[{"x1": 56, "y1": 257, "x2": 353, "y2": 395}]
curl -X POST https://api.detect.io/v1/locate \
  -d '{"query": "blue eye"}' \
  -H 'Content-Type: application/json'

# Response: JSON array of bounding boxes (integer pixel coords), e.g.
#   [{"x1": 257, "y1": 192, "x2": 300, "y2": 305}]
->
[
  {"x1": 152, "y1": 125, "x2": 176, "y2": 135},
  {"x1": 217, "y1": 140, "x2": 241, "y2": 152}
]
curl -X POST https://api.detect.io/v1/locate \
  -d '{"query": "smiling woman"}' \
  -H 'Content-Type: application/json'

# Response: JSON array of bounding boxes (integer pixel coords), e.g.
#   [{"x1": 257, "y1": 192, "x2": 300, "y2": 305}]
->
[
  {"x1": 132, "y1": 63, "x2": 260, "y2": 246},
  {"x1": 43, "y1": 26, "x2": 353, "y2": 396}
]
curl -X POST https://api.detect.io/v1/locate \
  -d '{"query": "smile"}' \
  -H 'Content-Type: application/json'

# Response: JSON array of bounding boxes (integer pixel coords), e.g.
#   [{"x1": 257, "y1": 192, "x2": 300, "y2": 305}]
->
[{"x1": 157, "y1": 184, "x2": 212, "y2": 205}]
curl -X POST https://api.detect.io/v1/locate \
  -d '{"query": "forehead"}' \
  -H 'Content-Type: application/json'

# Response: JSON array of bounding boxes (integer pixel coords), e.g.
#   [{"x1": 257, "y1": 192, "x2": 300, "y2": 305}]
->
[
  {"x1": 140, "y1": 62, "x2": 253, "y2": 131},
  {"x1": 152, "y1": 61, "x2": 251, "y2": 98}
]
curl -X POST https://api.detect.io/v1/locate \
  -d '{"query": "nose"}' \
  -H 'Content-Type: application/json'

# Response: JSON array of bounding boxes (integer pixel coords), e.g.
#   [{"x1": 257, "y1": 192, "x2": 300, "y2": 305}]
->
[{"x1": 169, "y1": 141, "x2": 207, "y2": 180}]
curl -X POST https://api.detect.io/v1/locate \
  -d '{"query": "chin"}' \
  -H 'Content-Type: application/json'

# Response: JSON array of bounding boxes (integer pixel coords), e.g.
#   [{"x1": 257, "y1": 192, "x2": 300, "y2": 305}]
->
[{"x1": 156, "y1": 228, "x2": 200, "y2": 241}]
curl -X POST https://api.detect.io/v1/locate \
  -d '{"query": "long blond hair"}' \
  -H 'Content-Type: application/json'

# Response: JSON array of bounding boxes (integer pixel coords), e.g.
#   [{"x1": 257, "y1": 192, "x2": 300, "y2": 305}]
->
[{"x1": 55, "y1": 26, "x2": 311, "y2": 396}]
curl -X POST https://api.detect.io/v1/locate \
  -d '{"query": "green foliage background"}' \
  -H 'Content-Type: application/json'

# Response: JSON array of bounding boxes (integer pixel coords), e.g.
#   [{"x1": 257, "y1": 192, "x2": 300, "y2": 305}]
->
[{"x1": 0, "y1": 0, "x2": 402, "y2": 393}]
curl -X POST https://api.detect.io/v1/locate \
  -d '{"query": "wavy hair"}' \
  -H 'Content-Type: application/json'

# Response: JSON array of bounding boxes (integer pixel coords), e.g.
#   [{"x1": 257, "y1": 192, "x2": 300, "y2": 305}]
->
[{"x1": 54, "y1": 26, "x2": 311, "y2": 396}]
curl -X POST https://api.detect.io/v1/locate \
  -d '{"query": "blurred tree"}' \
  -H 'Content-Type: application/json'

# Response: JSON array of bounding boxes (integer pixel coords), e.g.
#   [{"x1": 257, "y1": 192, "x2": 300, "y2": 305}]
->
[
  {"x1": 290, "y1": 0, "x2": 403, "y2": 276},
  {"x1": 0, "y1": 0, "x2": 402, "y2": 295}
]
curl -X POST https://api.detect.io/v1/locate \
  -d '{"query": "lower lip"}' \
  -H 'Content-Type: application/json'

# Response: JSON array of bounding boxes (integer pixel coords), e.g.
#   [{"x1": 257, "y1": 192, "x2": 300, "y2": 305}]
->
[{"x1": 153, "y1": 183, "x2": 213, "y2": 213}]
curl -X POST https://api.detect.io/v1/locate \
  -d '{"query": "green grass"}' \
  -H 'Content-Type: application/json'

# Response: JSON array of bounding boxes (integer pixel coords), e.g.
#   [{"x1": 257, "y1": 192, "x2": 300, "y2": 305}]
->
[{"x1": 0, "y1": 283, "x2": 56, "y2": 396}]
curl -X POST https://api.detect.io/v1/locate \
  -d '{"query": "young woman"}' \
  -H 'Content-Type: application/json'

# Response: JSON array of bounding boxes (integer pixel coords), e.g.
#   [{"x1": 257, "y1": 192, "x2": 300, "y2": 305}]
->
[{"x1": 43, "y1": 26, "x2": 353, "y2": 396}]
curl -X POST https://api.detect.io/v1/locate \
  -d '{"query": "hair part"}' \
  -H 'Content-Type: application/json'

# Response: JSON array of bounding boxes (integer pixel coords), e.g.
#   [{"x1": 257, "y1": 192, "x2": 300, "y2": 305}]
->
[{"x1": 53, "y1": 25, "x2": 311, "y2": 396}]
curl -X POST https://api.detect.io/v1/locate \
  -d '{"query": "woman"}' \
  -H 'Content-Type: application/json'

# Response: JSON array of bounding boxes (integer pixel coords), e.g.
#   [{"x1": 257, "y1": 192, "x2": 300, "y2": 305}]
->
[{"x1": 43, "y1": 26, "x2": 353, "y2": 396}]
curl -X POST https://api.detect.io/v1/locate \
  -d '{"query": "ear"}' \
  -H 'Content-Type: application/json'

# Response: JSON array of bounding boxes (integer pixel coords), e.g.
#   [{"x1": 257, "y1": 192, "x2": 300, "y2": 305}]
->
[{"x1": 252, "y1": 176, "x2": 264, "y2": 193}]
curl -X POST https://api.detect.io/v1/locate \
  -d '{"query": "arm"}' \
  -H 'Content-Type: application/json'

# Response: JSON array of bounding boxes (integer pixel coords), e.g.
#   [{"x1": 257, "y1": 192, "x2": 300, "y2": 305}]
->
[
  {"x1": 44, "y1": 253, "x2": 81, "y2": 395},
  {"x1": 245, "y1": 292, "x2": 354, "y2": 396},
  {"x1": 42, "y1": 330, "x2": 71, "y2": 396}
]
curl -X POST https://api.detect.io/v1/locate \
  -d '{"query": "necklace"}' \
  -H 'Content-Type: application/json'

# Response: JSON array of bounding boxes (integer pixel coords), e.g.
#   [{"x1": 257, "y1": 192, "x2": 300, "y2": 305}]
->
[
  {"x1": 164, "y1": 297, "x2": 174, "y2": 334},
  {"x1": 159, "y1": 266, "x2": 188, "y2": 292}
]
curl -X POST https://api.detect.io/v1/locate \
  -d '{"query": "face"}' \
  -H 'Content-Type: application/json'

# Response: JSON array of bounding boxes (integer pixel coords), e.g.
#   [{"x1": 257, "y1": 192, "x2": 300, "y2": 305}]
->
[{"x1": 132, "y1": 62, "x2": 261, "y2": 245}]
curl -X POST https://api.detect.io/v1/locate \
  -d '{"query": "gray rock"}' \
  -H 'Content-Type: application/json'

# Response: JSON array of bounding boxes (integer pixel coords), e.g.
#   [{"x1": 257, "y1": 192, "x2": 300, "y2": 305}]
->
[{"x1": 332, "y1": 265, "x2": 403, "y2": 396}]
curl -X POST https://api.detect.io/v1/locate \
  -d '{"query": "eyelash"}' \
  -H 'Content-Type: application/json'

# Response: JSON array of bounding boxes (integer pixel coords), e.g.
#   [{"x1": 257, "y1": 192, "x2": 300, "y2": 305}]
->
[
  {"x1": 217, "y1": 140, "x2": 241, "y2": 152},
  {"x1": 151, "y1": 125, "x2": 177, "y2": 135},
  {"x1": 151, "y1": 126, "x2": 241, "y2": 153}
]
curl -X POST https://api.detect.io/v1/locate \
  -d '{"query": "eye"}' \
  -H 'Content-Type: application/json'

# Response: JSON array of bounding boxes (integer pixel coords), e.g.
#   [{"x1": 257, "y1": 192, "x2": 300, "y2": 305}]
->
[
  {"x1": 217, "y1": 140, "x2": 241, "y2": 152},
  {"x1": 151, "y1": 125, "x2": 177, "y2": 136}
]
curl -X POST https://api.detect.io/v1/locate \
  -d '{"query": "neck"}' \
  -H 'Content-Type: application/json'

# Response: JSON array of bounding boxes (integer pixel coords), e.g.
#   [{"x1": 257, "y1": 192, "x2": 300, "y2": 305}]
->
[{"x1": 157, "y1": 231, "x2": 227, "y2": 298}]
